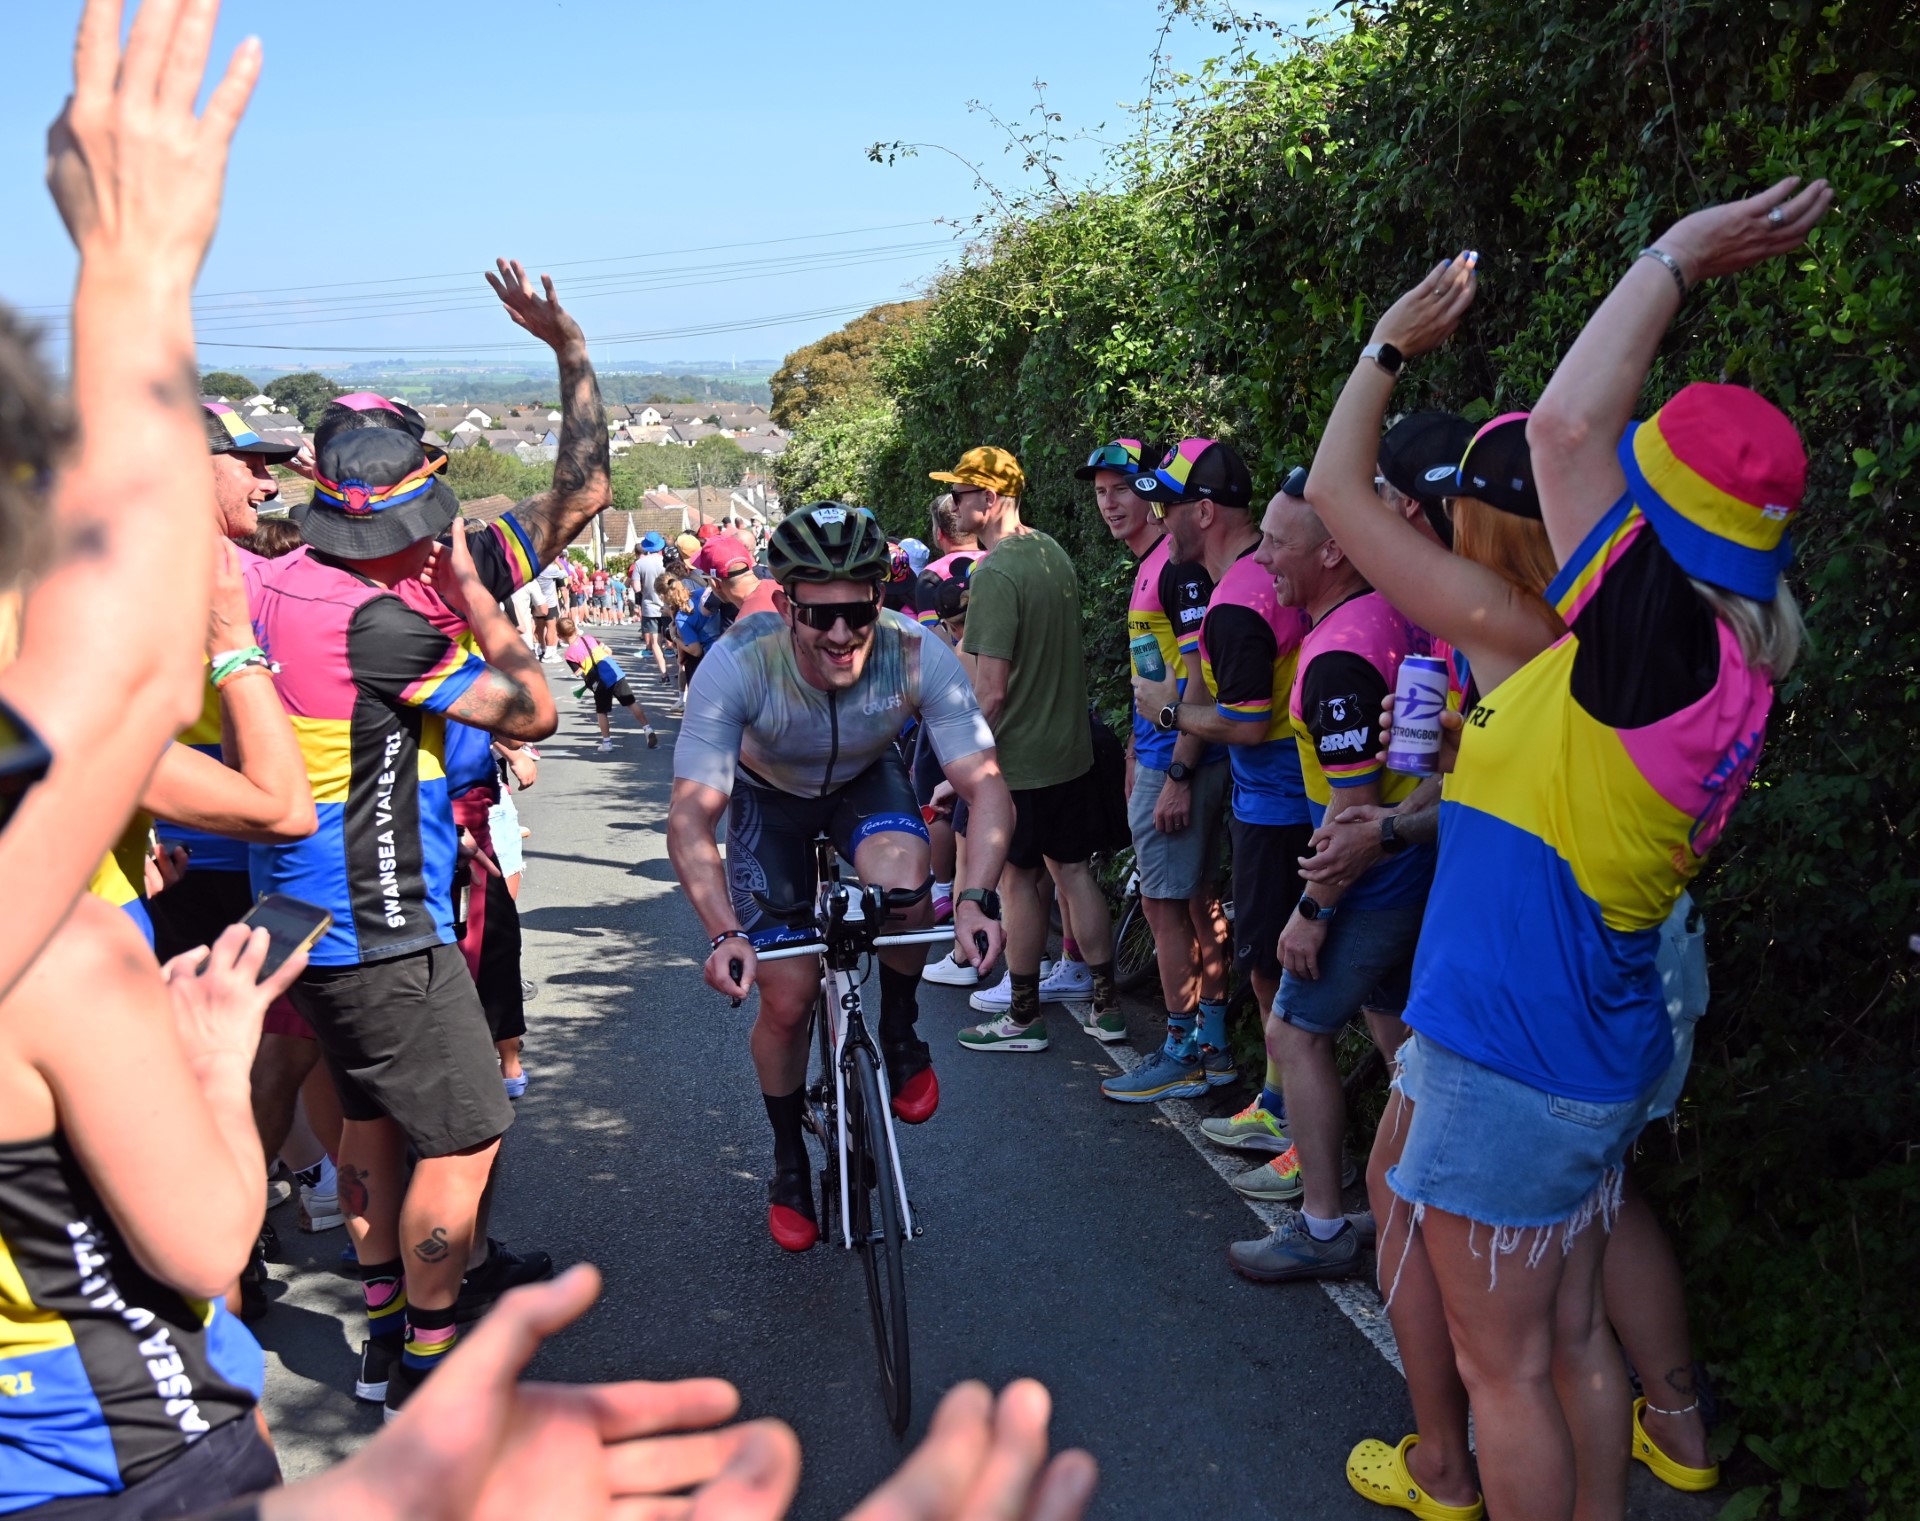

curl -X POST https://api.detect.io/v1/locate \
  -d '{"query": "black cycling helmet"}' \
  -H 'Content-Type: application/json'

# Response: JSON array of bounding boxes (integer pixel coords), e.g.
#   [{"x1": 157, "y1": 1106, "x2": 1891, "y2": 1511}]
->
[{"x1": 767, "y1": 501, "x2": 891, "y2": 586}]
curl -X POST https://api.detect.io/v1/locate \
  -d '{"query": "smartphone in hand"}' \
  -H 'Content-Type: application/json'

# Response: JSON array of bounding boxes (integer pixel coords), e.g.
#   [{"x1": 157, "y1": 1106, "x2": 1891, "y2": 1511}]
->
[{"x1": 240, "y1": 894, "x2": 332, "y2": 982}]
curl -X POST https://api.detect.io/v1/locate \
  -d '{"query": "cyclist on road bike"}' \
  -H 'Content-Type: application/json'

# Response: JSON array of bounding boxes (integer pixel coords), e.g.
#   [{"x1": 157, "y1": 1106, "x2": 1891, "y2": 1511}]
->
[{"x1": 667, "y1": 502, "x2": 1014, "y2": 1252}]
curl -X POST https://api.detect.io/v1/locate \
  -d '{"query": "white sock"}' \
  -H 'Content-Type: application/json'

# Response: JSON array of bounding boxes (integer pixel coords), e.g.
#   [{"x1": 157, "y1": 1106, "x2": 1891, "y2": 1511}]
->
[
  {"x1": 316, "y1": 1155, "x2": 337, "y2": 1196},
  {"x1": 933, "y1": 880, "x2": 952, "y2": 897},
  {"x1": 1302, "y1": 1210, "x2": 1345, "y2": 1241}
]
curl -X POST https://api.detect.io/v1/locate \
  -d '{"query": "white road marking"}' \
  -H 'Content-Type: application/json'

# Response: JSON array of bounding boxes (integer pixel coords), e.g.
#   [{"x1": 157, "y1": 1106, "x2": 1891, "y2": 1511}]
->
[{"x1": 1092, "y1": 1025, "x2": 1404, "y2": 1375}]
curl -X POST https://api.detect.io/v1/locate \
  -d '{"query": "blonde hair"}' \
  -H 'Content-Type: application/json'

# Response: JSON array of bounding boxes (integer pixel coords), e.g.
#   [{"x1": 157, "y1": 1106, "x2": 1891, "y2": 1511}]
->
[
  {"x1": 1691, "y1": 575, "x2": 1804, "y2": 682},
  {"x1": 658, "y1": 574, "x2": 692, "y2": 616}
]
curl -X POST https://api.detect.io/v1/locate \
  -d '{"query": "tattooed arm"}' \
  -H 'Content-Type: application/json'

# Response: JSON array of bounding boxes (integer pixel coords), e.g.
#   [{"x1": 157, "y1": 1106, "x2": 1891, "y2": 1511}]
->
[{"x1": 484, "y1": 259, "x2": 610, "y2": 566}]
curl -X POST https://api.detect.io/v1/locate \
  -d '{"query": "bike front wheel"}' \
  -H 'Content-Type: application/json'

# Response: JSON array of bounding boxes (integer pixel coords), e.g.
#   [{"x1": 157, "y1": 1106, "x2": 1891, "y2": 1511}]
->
[
  {"x1": 850, "y1": 1045, "x2": 911, "y2": 1434},
  {"x1": 1113, "y1": 891, "x2": 1157, "y2": 994}
]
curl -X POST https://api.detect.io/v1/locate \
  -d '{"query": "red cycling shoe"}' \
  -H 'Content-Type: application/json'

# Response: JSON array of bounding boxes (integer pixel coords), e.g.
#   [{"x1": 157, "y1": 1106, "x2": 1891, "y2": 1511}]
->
[
  {"x1": 767, "y1": 1169, "x2": 818, "y2": 1251},
  {"x1": 891, "y1": 1064, "x2": 939, "y2": 1125}
]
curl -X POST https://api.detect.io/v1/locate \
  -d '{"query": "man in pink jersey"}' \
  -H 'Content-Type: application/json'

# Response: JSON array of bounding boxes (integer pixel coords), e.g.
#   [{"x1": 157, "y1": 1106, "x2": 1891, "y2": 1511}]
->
[{"x1": 1220, "y1": 471, "x2": 1437, "y2": 1283}]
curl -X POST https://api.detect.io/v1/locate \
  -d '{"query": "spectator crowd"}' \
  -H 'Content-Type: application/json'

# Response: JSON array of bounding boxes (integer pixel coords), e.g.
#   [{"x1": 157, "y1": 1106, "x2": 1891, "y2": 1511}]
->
[{"x1": 0, "y1": 2, "x2": 1832, "y2": 1519}]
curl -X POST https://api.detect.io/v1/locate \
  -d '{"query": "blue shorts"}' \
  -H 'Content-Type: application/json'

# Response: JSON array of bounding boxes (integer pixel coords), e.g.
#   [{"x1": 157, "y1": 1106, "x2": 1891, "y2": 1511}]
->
[
  {"x1": 1388, "y1": 1031, "x2": 1648, "y2": 1231},
  {"x1": 1273, "y1": 901, "x2": 1424, "y2": 1035}
]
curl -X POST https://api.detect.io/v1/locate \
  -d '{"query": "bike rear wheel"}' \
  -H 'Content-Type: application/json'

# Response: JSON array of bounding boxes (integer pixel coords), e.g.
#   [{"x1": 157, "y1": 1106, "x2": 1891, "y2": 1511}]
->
[{"x1": 850, "y1": 1045, "x2": 911, "y2": 1434}]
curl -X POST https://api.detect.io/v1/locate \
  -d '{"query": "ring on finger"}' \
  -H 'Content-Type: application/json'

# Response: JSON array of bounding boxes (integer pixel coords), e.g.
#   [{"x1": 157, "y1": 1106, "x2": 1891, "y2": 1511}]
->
[{"x1": 1767, "y1": 206, "x2": 1785, "y2": 226}]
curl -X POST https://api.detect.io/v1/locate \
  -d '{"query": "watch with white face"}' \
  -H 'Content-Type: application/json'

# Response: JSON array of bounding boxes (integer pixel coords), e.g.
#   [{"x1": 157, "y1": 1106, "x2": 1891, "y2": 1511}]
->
[{"x1": 1156, "y1": 704, "x2": 1179, "y2": 733}]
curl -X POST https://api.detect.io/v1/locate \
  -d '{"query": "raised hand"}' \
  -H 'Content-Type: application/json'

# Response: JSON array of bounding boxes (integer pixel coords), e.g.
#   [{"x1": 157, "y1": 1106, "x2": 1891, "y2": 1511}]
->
[
  {"x1": 1653, "y1": 175, "x2": 1834, "y2": 286},
  {"x1": 47, "y1": 0, "x2": 262, "y2": 274},
  {"x1": 207, "y1": 538, "x2": 253, "y2": 655},
  {"x1": 1370, "y1": 251, "x2": 1479, "y2": 361},
  {"x1": 422, "y1": 519, "x2": 490, "y2": 624},
  {"x1": 485, "y1": 258, "x2": 585, "y2": 353}
]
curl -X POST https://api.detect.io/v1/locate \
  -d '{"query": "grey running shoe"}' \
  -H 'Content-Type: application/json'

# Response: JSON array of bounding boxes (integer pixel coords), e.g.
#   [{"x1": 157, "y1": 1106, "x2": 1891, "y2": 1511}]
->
[
  {"x1": 1200, "y1": 1045, "x2": 1238, "y2": 1086},
  {"x1": 1229, "y1": 1144, "x2": 1359, "y2": 1202},
  {"x1": 1228, "y1": 1216, "x2": 1363, "y2": 1283}
]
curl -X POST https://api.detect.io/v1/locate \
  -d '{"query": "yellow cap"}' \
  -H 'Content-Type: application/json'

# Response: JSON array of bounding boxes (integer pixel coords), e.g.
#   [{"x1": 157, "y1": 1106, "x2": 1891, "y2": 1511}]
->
[{"x1": 930, "y1": 445, "x2": 1025, "y2": 499}]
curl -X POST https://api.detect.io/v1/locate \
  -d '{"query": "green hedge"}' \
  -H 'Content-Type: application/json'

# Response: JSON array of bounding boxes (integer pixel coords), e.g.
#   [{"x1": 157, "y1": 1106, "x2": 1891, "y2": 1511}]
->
[{"x1": 786, "y1": 2, "x2": 1918, "y2": 1513}]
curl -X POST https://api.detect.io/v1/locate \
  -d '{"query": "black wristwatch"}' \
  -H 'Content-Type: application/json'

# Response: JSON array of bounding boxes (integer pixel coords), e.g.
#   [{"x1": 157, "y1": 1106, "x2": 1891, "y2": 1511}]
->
[
  {"x1": 1379, "y1": 813, "x2": 1406, "y2": 854},
  {"x1": 1156, "y1": 703, "x2": 1179, "y2": 733},
  {"x1": 956, "y1": 887, "x2": 1002, "y2": 920},
  {"x1": 1166, "y1": 760, "x2": 1194, "y2": 783},
  {"x1": 1297, "y1": 894, "x2": 1337, "y2": 922},
  {"x1": 1362, "y1": 341, "x2": 1405, "y2": 377}
]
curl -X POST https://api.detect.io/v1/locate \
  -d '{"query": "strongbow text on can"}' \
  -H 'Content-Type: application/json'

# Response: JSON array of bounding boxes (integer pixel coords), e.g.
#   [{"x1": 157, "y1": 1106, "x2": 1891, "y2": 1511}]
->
[
  {"x1": 1129, "y1": 632, "x2": 1167, "y2": 683},
  {"x1": 1387, "y1": 654, "x2": 1450, "y2": 774}
]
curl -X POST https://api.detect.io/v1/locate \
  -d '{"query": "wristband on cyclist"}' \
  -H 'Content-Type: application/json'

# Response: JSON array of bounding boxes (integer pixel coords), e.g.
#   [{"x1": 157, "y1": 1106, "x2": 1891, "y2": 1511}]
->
[{"x1": 710, "y1": 929, "x2": 751, "y2": 951}]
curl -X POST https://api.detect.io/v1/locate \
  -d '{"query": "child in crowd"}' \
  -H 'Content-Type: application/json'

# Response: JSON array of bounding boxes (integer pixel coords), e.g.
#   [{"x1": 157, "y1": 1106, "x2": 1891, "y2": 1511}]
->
[{"x1": 556, "y1": 615, "x2": 658, "y2": 751}]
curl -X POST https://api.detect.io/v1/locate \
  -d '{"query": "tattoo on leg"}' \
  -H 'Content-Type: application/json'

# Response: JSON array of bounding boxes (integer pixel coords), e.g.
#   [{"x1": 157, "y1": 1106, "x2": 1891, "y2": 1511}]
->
[
  {"x1": 337, "y1": 1164, "x2": 369, "y2": 1217},
  {"x1": 412, "y1": 1227, "x2": 451, "y2": 1264}
]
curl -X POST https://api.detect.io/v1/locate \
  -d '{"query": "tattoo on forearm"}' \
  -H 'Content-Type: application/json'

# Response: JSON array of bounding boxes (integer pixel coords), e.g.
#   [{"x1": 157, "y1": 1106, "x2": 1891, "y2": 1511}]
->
[
  {"x1": 521, "y1": 348, "x2": 608, "y2": 562},
  {"x1": 412, "y1": 1227, "x2": 451, "y2": 1263},
  {"x1": 1661, "y1": 1365, "x2": 1698, "y2": 1397},
  {"x1": 337, "y1": 1164, "x2": 369, "y2": 1217}
]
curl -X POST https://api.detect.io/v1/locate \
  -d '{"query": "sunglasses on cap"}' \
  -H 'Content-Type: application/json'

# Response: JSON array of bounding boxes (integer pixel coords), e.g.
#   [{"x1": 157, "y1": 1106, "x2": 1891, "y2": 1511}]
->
[
  {"x1": 790, "y1": 593, "x2": 882, "y2": 633},
  {"x1": 1084, "y1": 442, "x2": 1142, "y2": 473}
]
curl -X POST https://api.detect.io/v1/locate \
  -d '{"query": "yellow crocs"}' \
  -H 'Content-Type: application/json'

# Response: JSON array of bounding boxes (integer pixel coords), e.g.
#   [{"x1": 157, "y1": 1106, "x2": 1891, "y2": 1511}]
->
[
  {"x1": 1346, "y1": 1434, "x2": 1486, "y2": 1520},
  {"x1": 1632, "y1": 1397, "x2": 1720, "y2": 1492}
]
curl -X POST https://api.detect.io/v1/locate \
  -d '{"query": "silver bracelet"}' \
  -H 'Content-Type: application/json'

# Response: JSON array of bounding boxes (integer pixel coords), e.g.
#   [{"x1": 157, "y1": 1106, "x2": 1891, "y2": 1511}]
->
[{"x1": 1636, "y1": 246, "x2": 1690, "y2": 301}]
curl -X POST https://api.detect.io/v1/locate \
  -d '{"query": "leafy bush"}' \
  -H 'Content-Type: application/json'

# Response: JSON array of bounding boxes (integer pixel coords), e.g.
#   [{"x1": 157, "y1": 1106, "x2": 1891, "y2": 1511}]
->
[{"x1": 796, "y1": 1, "x2": 1918, "y2": 1512}]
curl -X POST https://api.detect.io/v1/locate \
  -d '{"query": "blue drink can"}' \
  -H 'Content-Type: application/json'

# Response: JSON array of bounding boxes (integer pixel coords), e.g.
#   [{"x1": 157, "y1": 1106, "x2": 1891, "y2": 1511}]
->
[
  {"x1": 1129, "y1": 633, "x2": 1167, "y2": 683},
  {"x1": 1386, "y1": 654, "x2": 1450, "y2": 774}
]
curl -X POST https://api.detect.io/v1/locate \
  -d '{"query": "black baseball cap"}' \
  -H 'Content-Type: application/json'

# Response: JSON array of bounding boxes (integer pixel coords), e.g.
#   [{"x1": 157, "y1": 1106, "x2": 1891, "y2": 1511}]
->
[
  {"x1": 1279, "y1": 465, "x2": 1309, "y2": 498},
  {"x1": 1378, "y1": 412, "x2": 1474, "y2": 503},
  {"x1": 1455, "y1": 412, "x2": 1541, "y2": 518},
  {"x1": 1130, "y1": 438, "x2": 1254, "y2": 510},
  {"x1": 202, "y1": 403, "x2": 299, "y2": 463},
  {"x1": 292, "y1": 427, "x2": 459, "y2": 559}
]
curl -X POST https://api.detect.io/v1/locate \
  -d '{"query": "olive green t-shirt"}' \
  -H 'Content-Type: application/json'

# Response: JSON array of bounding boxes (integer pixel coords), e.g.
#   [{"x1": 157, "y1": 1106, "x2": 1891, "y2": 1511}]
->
[{"x1": 961, "y1": 531, "x2": 1093, "y2": 790}]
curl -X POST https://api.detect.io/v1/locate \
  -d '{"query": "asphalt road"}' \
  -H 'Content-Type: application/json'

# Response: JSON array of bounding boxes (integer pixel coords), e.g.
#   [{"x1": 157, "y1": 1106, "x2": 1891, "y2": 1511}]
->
[{"x1": 255, "y1": 648, "x2": 1718, "y2": 1520}]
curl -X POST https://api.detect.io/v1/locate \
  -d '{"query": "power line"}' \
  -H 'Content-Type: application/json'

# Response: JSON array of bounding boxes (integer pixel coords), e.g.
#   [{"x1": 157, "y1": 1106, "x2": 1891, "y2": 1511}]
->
[
  {"x1": 14, "y1": 219, "x2": 945, "y2": 317},
  {"x1": 194, "y1": 300, "x2": 885, "y2": 355}
]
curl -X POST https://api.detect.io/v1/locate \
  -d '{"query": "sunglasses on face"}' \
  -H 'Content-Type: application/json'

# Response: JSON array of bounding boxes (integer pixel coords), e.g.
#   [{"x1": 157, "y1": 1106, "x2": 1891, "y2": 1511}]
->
[{"x1": 790, "y1": 594, "x2": 882, "y2": 633}]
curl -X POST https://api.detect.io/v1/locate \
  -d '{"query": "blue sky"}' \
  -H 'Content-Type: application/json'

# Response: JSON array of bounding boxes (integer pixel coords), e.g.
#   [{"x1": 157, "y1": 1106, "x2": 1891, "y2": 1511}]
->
[{"x1": 0, "y1": 0, "x2": 1313, "y2": 374}]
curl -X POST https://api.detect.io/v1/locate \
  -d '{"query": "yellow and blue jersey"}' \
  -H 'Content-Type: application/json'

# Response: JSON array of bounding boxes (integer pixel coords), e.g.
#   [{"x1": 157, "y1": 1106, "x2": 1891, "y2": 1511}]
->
[
  {"x1": 0, "y1": 1134, "x2": 262, "y2": 1509},
  {"x1": 1127, "y1": 536, "x2": 1218, "y2": 772},
  {"x1": 247, "y1": 550, "x2": 488, "y2": 966},
  {"x1": 1405, "y1": 497, "x2": 1774, "y2": 1102},
  {"x1": 84, "y1": 814, "x2": 154, "y2": 950},
  {"x1": 1197, "y1": 549, "x2": 1312, "y2": 827}
]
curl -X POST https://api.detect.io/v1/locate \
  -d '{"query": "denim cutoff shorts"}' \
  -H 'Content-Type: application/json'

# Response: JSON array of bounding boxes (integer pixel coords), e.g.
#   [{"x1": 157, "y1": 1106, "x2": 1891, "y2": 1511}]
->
[
  {"x1": 1273, "y1": 901, "x2": 1425, "y2": 1034},
  {"x1": 1387, "y1": 1031, "x2": 1649, "y2": 1230}
]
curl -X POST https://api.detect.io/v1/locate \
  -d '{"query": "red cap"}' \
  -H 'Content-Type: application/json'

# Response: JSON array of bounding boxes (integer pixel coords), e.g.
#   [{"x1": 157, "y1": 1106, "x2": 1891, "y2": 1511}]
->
[
  {"x1": 694, "y1": 523, "x2": 725, "y2": 541},
  {"x1": 693, "y1": 540, "x2": 754, "y2": 578}
]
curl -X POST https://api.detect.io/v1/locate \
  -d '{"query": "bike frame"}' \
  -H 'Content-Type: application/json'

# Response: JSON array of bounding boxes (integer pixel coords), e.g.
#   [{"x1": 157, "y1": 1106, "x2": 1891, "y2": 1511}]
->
[{"x1": 754, "y1": 849, "x2": 954, "y2": 1250}]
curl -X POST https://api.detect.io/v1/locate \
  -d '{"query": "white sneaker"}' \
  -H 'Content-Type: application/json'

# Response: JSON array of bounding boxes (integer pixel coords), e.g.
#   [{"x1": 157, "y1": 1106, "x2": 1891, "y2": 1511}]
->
[
  {"x1": 967, "y1": 971, "x2": 1012, "y2": 1012},
  {"x1": 921, "y1": 950, "x2": 977, "y2": 988},
  {"x1": 1039, "y1": 959, "x2": 1094, "y2": 1003},
  {"x1": 595, "y1": 738, "x2": 613, "y2": 753},
  {"x1": 299, "y1": 1185, "x2": 344, "y2": 1233}
]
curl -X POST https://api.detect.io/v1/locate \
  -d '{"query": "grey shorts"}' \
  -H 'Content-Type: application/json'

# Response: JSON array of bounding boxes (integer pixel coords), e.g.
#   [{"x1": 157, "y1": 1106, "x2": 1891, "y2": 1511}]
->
[{"x1": 1128, "y1": 759, "x2": 1229, "y2": 900}]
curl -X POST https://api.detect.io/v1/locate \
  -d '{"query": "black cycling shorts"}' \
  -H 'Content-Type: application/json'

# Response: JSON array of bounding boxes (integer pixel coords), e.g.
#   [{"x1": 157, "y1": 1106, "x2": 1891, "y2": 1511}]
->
[
  {"x1": 1230, "y1": 817, "x2": 1312, "y2": 983},
  {"x1": 726, "y1": 751, "x2": 930, "y2": 949},
  {"x1": 593, "y1": 676, "x2": 636, "y2": 715}
]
